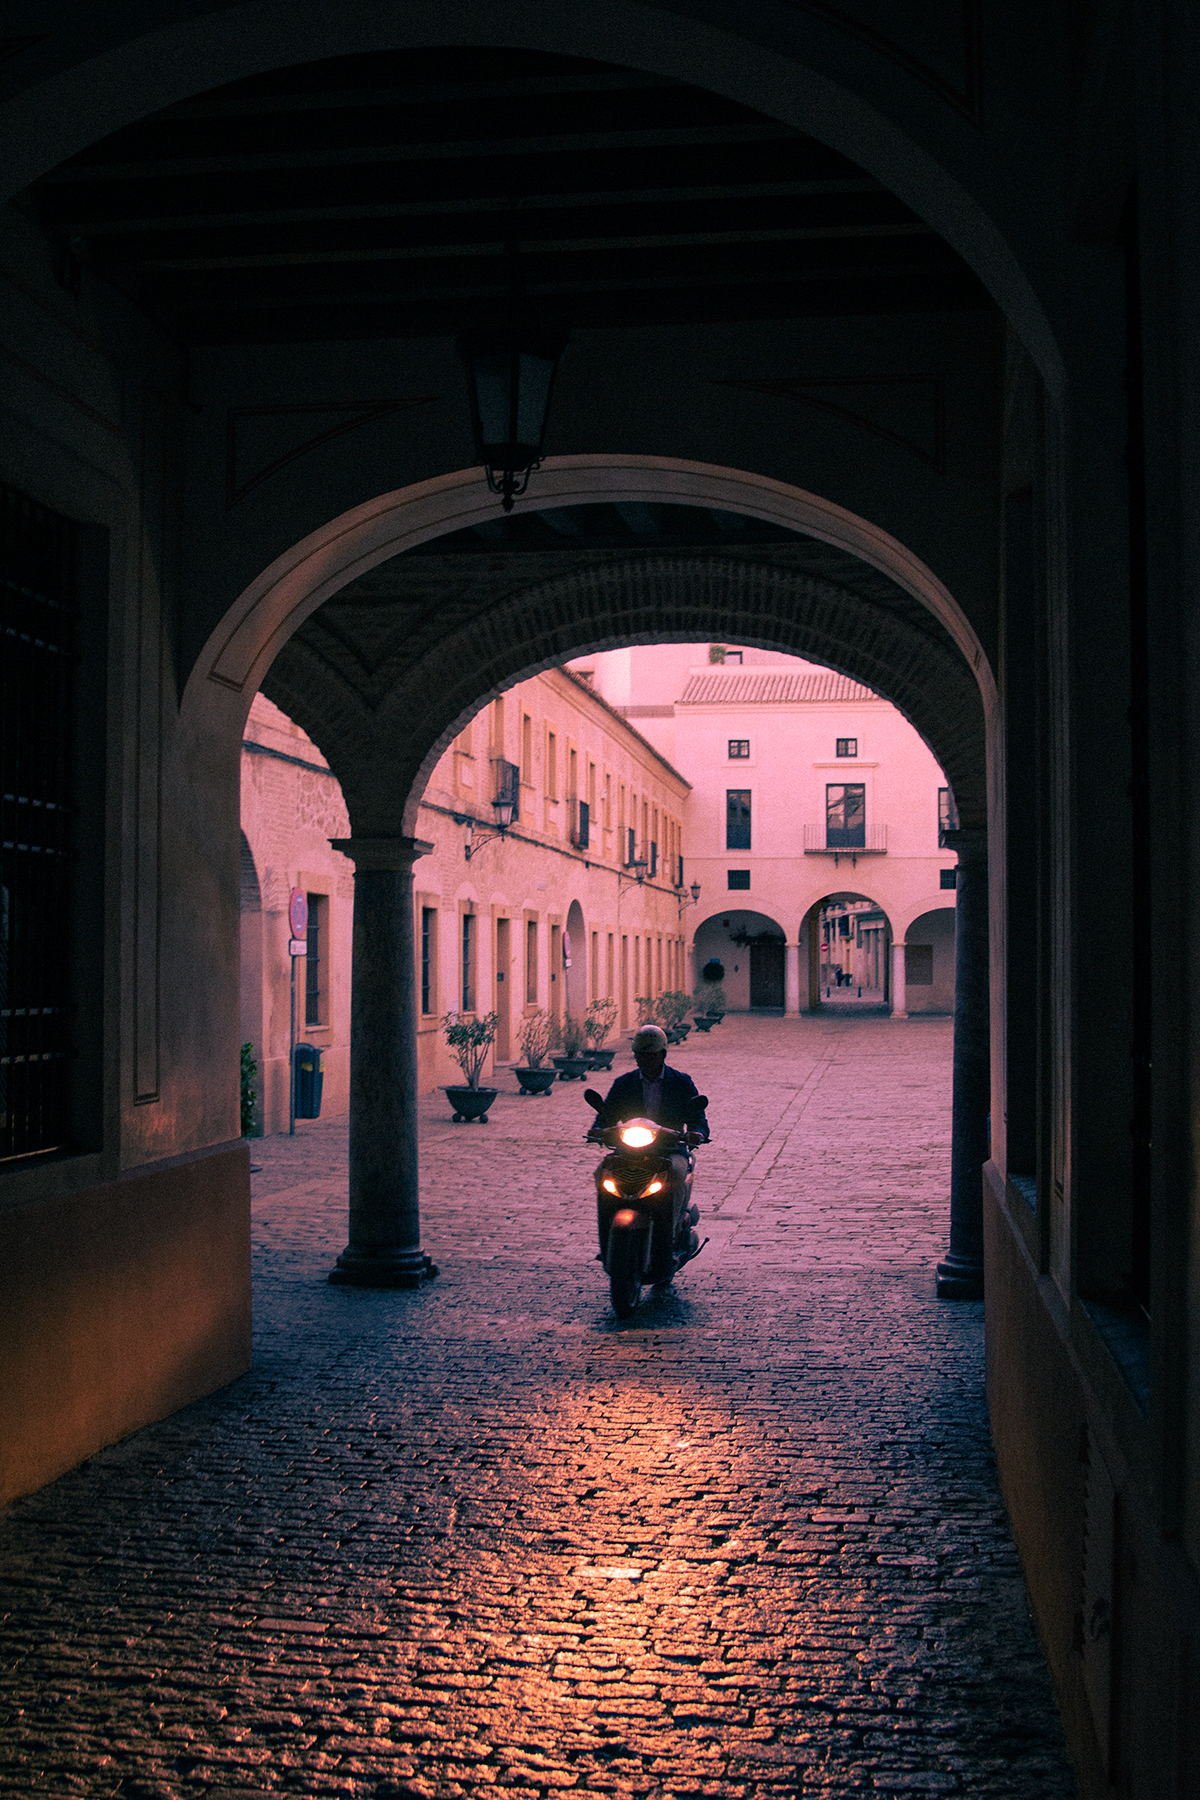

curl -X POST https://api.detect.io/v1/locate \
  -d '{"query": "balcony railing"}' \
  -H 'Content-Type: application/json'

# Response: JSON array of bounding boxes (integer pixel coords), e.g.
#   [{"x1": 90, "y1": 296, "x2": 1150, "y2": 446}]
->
[{"x1": 803, "y1": 822, "x2": 887, "y2": 855}]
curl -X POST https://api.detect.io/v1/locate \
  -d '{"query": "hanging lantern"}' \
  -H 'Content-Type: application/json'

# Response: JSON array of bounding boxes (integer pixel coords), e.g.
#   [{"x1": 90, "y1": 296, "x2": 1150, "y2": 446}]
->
[{"x1": 458, "y1": 331, "x2": 566, "y2": 511}]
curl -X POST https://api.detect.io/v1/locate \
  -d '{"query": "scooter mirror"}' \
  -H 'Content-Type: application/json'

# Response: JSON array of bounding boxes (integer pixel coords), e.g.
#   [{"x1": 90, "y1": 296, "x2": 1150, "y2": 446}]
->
[{"x1": 583, "y1": 1088, "x2": 605, "y2": 1111}]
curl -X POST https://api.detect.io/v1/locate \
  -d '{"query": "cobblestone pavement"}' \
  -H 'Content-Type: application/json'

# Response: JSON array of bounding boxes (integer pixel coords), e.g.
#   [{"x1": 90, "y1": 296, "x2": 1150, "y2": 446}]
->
[{"x1": 0, "y1": 1015, "x2": 1079, "y2": 1798}]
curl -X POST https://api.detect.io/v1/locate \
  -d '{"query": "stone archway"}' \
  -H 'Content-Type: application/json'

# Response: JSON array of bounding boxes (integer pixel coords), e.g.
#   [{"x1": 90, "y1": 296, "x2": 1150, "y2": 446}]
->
[{"x1": 181, "y1": 458, "x2": 994, "y2": 1296}]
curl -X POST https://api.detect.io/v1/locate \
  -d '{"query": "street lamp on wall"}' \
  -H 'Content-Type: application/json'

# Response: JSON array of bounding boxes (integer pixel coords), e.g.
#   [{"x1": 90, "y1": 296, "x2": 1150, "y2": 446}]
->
[{"x1": 458, "y1": 331, "x2": 567, "y2": 511}]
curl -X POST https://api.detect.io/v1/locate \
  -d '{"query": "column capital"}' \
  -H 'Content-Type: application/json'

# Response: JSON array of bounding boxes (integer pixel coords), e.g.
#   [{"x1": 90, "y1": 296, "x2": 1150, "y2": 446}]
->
[
  {"x1": 330, "y1": 836, "x2": 434, "y2": 871},
  {"x1": 939, "y1": 827, "x2": 988, "y2": 858}
]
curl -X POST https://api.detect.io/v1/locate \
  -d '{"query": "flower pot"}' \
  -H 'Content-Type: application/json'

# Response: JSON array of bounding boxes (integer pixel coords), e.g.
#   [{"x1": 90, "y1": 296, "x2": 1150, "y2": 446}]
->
[
  {"x1": 673, "y1": 1023, "x2": 691, "y2": 1041},
  {"x1": 515, "y1": 1067, "x2": 556, "y2": 1095},
  {"x1": 583, "y1": 1047, "x2": 615, "y2": 1071},
  {"x1": 443, "y1": 1084, "x2": 498, "y2": 1122},
  {"x1": 552, "y1": 1054, "x2": 589, "y2": 1080},
  {"x1": 693, "y1": 1016, "x2": 714, "y2": 1032}
]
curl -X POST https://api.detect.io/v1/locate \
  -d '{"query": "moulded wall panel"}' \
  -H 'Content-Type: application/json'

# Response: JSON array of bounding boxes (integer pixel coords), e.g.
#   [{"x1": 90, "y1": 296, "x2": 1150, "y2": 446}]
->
[{"x1": 0, "y1": 1144, "x2": 251, "y2": 1506}]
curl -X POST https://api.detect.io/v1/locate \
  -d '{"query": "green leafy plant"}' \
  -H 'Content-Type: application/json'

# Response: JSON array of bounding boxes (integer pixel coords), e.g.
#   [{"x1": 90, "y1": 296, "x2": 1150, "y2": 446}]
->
[
  {"x1": 441, "y1": 1010, "x2": 500, "y2": 1089},
  {"x1": 585, "y1": 996, "x2": 618, "y2": 1049},
  {"x1": 654, "y1": 990, "x2": 691, "y2": 1029},
  {"x1": 518, "y1": 1008, "x2": 554, "y2": 1069},
  {"x1": 240, "y1": 1041, "x2": 259, "y2": 1137},
  {"x1": 559, "y1": 1012, "x2": 587, "y2": 1056},
  {"x1": 634, "y1": 993, "x2": 657, "y2": 1025},
  {"x1": 693, "y1": 982, "x2": 727, "y2": 1018}
]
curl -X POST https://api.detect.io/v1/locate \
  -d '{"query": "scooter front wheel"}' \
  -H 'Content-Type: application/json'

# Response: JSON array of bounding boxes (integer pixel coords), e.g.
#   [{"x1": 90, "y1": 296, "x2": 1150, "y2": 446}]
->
[{"x1": 608, "y1": 1232, "x2": 642, "y2": 1317}]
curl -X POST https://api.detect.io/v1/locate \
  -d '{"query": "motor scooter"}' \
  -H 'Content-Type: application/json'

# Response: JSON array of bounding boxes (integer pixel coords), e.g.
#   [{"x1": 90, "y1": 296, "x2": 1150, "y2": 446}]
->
[{"x1": 583, "y1": 1087, "x2": 708, "y2": 1316}]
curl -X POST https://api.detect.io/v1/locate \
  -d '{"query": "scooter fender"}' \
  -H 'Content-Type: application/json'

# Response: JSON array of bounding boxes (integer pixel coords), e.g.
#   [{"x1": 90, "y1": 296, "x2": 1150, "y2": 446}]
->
[{"x1": 604, "y1": 1209, "x2": 652, "y2": 1279}]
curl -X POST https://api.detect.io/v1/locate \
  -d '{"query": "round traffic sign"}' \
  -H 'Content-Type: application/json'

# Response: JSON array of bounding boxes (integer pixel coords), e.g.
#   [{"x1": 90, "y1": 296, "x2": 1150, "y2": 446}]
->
[{"x1": 289, "y1": 888, "x2": 308, "y2": 937}]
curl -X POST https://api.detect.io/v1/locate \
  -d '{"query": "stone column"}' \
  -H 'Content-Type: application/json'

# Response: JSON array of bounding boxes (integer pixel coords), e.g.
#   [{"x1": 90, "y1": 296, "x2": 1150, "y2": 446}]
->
[
  {"x1": 784, "y1": 942, "x2": 801, "y2": 1015},
  {"x1": 937, "y1": 828, "x2": 989, "y2": 1299},
  {"x1": 890, "y1": 940, "x2": 907, "y2": 1018},
  {"x1": 328, "y1": 836, "x2": 437, "y2": 1288}
]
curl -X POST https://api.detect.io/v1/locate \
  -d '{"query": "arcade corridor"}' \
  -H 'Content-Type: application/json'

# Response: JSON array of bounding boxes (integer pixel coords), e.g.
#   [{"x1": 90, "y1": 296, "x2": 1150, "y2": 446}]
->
[{"x1": 0, "y1": 1017, "x2": 1075, "y2": 1797}]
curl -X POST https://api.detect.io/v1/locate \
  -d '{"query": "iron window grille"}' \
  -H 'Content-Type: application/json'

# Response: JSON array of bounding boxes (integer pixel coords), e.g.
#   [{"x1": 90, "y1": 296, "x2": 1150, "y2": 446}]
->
[{"x1": 1, "y1": 485, "x2": 78, "y2": 1162}]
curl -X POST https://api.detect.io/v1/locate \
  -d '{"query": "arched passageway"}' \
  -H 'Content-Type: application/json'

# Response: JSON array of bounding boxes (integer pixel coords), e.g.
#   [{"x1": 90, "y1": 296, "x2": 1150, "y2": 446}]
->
[{"x1": 187, "y1": 467, "x2": 992, "y2": 1301}]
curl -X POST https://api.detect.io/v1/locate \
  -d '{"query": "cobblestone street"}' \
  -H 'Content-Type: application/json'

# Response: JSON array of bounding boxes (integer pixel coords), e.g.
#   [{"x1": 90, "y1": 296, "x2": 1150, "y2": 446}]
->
[{"x1": 0, "y1": 1015, "x2": 1078, "y2": 1798}]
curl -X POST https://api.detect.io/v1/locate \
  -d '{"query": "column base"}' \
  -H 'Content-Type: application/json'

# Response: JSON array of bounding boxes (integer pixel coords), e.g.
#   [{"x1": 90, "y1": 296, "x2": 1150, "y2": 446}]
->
[
  {"x1": 328, "y1": 1246, "x2": 439, "y2": 1289},
  {"x1": 891, "y1": 1010, "x2": 908, "y2": 1020},
  {"x1": 936, "y1": 1251, "x2": 984, "y2": 1300}
]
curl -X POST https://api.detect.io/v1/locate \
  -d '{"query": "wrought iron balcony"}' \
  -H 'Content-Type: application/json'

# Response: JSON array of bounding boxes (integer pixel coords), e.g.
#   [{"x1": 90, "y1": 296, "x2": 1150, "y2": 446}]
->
[{"x1": 803, "y1": 822, "x2": 887, "y2": 855}]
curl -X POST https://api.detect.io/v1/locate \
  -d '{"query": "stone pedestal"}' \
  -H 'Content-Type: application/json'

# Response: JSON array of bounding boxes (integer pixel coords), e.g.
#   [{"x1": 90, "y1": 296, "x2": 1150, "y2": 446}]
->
[
  {"x1": 784, "y1": 942, "x2": 801, "y2": 1015},
  {"x1": 328, "y1": 836, "x2": 437, "y2": 1288},
  {"x1": 890, "y1": 940, "x2": 908, "y2": 1018},
  {"x1": 937, "y1": 829, "x2": 988, "y2": 1299}
]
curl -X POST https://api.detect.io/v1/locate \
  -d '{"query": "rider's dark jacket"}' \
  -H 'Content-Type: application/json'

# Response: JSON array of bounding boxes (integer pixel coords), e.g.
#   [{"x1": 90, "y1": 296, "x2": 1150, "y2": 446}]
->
[{"x1": 596, "y1": 1066, "x2": 710, "y2": 1139}]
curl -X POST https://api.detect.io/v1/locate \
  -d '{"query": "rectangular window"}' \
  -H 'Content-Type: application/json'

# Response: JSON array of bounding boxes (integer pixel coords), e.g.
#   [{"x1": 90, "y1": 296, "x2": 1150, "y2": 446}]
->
[
  {"x1": 725, "y1": 649, "x2": 743, "y2": 664},
  {"x1": 726, "y1": 789, "x2": 751, "y2": 850},
  {"x1": 461, "y1": 912, "x2": 475, "y2": 1012},
  {"x1": 526, "y1": 919, "x2": 538, "y2": 1004},
  {"x1": 305, "y1": 893, "x2": 324, "y2": 1025},
  {"x1": 826, "y1": 783, "x2": 866, "y2": 849},
  {"x1": 649, "y1": 839, "x2": 658, "y2": 877},
  {"x1": 627, "y1": 825, "x2": 637, "y2": 866},
  {"x1": 727, "y1": 869, "x2": 751, "y2": 890},
  {"x1": 521, "y1": 713, "x2": 533, "y2": 784},
  {"x1": 491, "y1": 695, "x2": 505, "y2": 755},
  {"x1": 421, "y1": 907, "x2": 436, "y2": 1014},
  {"x1": 728, "y1": 739, "x2": 750, "y2": 758},
  {"x1": 494, "y1": 756, "x2": 520, "y2": 822},
  {"x1": 604, "y1": 771, "x2": 612, "y2": 829},
  {"x1": 577, "y1": 799, "x2": 590, "y2": 849},
  {"x1": 938, "y1": 787, "x2": 959, "y2": 833},
  {"x1": 940, "y1": 867, "x2": 958, "y2": 890},
  {"x1": 546, "y1": 730, "x2": 557, "y2": 800},
  {"x1": 836, "y1": 737, "x2": 857, "y2": 758}
]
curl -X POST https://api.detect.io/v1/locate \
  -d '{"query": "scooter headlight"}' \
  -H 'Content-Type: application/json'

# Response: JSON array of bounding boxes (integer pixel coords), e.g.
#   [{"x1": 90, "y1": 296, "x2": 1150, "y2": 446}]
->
[
  {"x1": 601, "y1": 1177, "x2": 620, "y2": 1195},
  {"x1": 639, "y1": 1178, "x2": 664, "y2": 1197},
  {"x1": 620, "y1": 1125, "x2": 656, "y2": 1149}
]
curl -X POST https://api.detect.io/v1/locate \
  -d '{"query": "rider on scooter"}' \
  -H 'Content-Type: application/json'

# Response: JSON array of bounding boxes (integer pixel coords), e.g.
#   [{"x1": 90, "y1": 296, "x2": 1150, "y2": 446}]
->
[{"x1": 590, "y1": 1025, "x2": 710, "y2": 1247}]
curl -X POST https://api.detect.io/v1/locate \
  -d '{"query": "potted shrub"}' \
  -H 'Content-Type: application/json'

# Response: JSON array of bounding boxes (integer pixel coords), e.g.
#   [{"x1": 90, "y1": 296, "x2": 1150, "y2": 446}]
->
[
  {"x1": 655, "y1": 990, "x2": 691, "y2": 1043},
  {"x1": 693, "y1": 960, "x2": 727, "y2": 1031},
  {"x1": 583, "y1": 996, "x2": 619, "y2": 1070},
  {"x1": 441, "y1": 1010, "x2": 500, "y2": 1120},
  {"x1": 551, "y1": 1011, "x2": 589, "y2": 1080},
  {"x1": 514, "y1": 1008, "x2": 556, "y2": 1095}
]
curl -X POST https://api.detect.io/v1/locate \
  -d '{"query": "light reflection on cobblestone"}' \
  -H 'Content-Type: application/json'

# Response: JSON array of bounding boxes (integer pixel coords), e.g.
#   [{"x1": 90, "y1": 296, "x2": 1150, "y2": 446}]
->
[{"x1": 0, "y1": 1016, "x2": 1077, "y2": 1797}]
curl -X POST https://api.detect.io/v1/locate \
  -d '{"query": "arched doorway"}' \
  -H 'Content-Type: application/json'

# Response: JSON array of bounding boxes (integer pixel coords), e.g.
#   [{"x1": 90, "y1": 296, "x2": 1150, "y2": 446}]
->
[
  {"x1": 814, "y1": 892, "x2": 893, "y2": 1010},
  {"x1": 564, "y1": 899, "x2": 587, "y2": 1023},
  {"x1": 692, "y1": 910, "x2": 788, "y2": 1012}
]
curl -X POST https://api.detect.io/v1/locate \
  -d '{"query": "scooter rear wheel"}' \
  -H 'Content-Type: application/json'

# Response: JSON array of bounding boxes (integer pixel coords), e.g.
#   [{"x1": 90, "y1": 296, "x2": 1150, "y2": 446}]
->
[{"x1": 608, "y1": 1233, "x2": 642, "y2": 1317}]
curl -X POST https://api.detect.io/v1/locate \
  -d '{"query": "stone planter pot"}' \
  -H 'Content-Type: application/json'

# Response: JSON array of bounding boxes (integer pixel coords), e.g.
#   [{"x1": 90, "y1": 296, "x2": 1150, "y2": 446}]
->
[
  {"x1": 552, "y1": 1054, "x2": 589, "y2": 1081},
  {"x1": 443, "y1": 1084, "x2": 498, "y2": 1121},
  {"x1": 693, "y1": 1016, "x2": 714, "y2": 1032},
  {"x1": 583, "y1": 1047, "x2": 615, "y2": 1071},
  {"x1": 514, "y1": 1067, "x2": 556, "y2": 1095}
]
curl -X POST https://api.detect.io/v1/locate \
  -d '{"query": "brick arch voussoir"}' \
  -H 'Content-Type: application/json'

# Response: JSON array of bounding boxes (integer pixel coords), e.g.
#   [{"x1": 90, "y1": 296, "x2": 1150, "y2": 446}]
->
[{"x1": 338, "y1": 556, "x2": 986, "y2": 837}]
